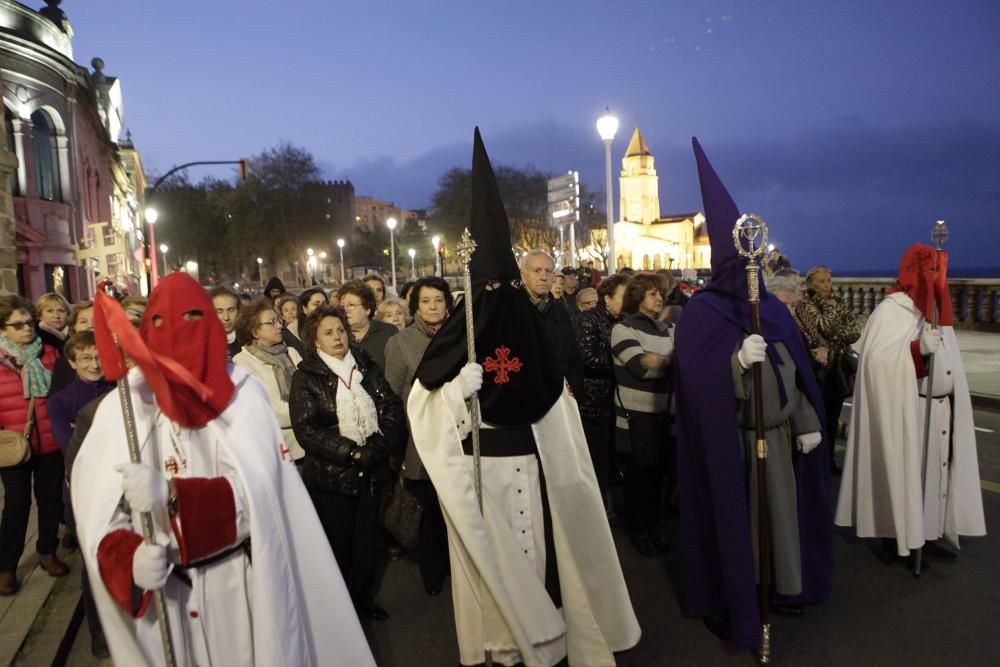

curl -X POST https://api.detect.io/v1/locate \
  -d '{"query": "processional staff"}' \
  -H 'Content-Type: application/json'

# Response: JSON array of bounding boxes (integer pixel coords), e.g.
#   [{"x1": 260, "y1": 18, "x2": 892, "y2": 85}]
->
[
  {"x1": 914, "y1": 219, "x2": 949, "y2": 577},
  {"x1": 732, "y1": 213, "x2": 772, "y2": 665},
  {"x1": 94, "y1": 289, "x2": 178, "y2": 667},
  {"x1": 455, "y1": 228, "x2": 493, "y2": 667}
]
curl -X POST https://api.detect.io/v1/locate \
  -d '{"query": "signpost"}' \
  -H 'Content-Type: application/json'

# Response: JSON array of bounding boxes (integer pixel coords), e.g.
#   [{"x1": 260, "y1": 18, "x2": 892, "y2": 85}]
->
[{"x1": 547, "y1": 171, "x2": 579, "y2": 267}]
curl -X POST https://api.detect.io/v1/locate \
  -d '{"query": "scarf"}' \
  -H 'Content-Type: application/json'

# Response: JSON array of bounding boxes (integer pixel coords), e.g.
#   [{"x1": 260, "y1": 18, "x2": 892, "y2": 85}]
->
[
  {"x1": 317, "y1": 349, "x2": 380, "y2": 446},
  {"x1": 39, "y1": 322, "x2": 68, "y2": 341},
  {"x1": 0, "y1": 335, "x2": 51, "y2": 398},
  {"x1": 244, "y1": 341, "x2": 296, "y2": 401}
]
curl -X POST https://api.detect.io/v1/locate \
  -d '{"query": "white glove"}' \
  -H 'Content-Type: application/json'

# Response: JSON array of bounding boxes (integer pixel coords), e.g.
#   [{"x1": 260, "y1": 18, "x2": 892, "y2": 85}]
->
[
  {"x1": 459, "y1": 363, "x2": 484, "y2": 399},
  {"x1": 114, "y1": 463, "x2": 169, "y2": 513},
  {"x1": 132, "y1": 542, "x2": 172, "y2": 591},
  {"x1": 737, "y1": 334, "x2": 767, "y2": 370},
  {"x1": 919, "y1": 328, "x2": 942, "y2": 355},
  {"x1": 796, "y1": 432, "x2": 822, "y2": 454}
]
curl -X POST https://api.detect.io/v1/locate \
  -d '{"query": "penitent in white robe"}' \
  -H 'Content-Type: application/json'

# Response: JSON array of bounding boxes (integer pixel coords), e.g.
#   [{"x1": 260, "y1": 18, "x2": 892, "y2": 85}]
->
[
  {"x1": 835, "y1": 292, "x2": 986, "y2": 556},
  {"x1": 72, "y1": 366, "x2": 375, "y2": 667},
  {"x1": 408, "y1": 378, "x2": 641, "y2": 667}
]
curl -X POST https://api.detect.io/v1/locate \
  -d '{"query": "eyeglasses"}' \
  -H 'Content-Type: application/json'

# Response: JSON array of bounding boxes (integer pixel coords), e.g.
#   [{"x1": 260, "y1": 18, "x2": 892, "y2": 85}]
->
[
  {"x1": 5, "y1": 319, "x2": 34, "y2": 331},
  {"x1": 258, "y1": 318, "x2": 282, "y2": 328},
  {"x1": 341, "y1": 302, "x2": 364, "y2": 311}
]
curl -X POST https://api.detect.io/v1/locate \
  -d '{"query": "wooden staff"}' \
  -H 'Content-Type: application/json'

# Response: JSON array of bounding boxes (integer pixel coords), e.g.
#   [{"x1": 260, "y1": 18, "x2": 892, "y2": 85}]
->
[
  {"x1": 733, "y1": 213, "x2": 771, "y2": 664},
  {"x1": 914, "y1": 219, "x2": 949, "y2": 577},
  {"x1": 455, "y1": 228, "x2": 491, "y2": 667}
]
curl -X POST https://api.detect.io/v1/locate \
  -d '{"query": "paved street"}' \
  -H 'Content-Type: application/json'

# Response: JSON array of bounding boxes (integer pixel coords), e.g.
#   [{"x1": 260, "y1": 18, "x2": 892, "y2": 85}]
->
[{"x1": 2, "y1": 329, "x2": 999, "y2": 666}]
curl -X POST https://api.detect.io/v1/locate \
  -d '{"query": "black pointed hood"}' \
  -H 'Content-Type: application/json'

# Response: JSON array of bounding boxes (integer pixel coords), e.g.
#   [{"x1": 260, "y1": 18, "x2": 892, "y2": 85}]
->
[{"x1": 414, "y1": 128, "x2": 563, "y2": 426}]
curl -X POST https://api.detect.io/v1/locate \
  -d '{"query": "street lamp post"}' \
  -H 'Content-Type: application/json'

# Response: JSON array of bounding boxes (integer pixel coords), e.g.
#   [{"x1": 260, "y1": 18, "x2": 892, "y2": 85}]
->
[
  {"x1": 145, "y1": 207, "x2": 160, "y2": 289},
  {"x1": 596, "y1": 109, "x2": 619, "y2": 275},
  {"x1": 337, "y1": 238, "x2": 346, "y2": 283},
  {"x1": 256, "y1": 257, "x2": 263, "y2": 291},
  {"x1": 431, "y1": 235, "x2": 442, "y2": 277},
  {"x1": 386, "y1": 217, "x2": 398, "y2": 292},
  {"x1": 408, "y1": 248, "x2": 416, "y2": 279},
  {"x1": 159, "y1": 244, "x2": 169, "y2": 276}
]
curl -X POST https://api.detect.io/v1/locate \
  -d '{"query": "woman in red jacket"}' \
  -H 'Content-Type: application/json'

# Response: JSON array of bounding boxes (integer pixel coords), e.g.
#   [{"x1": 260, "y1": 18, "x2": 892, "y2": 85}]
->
[{"x1": 0, "y1": 295, "x2": 67, "y2": 596}]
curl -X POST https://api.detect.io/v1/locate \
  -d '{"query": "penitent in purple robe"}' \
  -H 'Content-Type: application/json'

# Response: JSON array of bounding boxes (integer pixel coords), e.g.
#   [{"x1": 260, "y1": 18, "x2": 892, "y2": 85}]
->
[{"x1": 673, "y1": 139, "x2": 832, "y2": 650}]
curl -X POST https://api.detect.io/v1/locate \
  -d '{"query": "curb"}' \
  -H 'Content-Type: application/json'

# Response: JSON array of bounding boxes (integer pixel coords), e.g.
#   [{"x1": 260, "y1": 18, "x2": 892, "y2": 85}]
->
[{"x1": 971, "y1": 393, "x2": 1000, "y2": 412}]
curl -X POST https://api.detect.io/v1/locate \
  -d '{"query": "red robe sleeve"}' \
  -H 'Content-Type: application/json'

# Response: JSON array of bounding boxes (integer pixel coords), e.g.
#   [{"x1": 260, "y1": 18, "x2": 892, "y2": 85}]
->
[
  {"x1": 909, "y1": 340, "x2": 929, "y2": 379},
  {"x1": 169, "y1": 476, "x2": 238, "y2": 566},
  {"x1": 97, "y1": 529, "x2": 152, "y2": 617}
]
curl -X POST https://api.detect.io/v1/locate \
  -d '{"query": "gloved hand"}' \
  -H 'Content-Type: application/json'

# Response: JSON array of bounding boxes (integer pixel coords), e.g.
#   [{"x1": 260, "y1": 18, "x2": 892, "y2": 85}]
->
[
  {"x1": 114, "y1": 463, "x2": 169, "y2": 513},
  {"x1": 796, "y1": 432, "x2": 822, "y2": 454},
  {"x1": 919, "y1": 328, "x2": 943, "y2": 355},
  {"x1": 459, "y1": 363, "x2": 484, "y2": 399},
  {"x1": 737, "y1": 334, "x2": 767, "y2": 370},
  {"x1": 352, "y1": 443, "x2": 388, "y2": 471},
  {"x1": 133, "y1": 542, "x2": 172, "y2": 591}
]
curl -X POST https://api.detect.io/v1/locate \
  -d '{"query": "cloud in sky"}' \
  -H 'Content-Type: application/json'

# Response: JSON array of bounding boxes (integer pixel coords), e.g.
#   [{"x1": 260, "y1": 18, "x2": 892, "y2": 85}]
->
[{"x1": 322, "y1": 118, "x2": 999, "y2": 273}]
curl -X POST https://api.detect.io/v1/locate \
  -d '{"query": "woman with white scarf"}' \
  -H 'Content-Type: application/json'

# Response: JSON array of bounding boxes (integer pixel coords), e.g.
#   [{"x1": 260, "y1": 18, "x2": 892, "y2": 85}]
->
[
  {"x1": 290, "y1": 305, "x2": 405, "y2": 622},
  {"x1": 232, "y1": 299, "x2": 304, "y2": 462}
]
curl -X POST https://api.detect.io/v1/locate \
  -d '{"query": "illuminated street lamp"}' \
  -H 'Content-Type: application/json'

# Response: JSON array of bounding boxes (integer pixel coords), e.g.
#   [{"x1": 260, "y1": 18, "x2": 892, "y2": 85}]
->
[
  {"x1": 431, "y1": 235, "x2": 442, "y2": 277},
  {"x1": 144, "y1": 207, "x2": 160, "y2": 288},
  {"x1": 337, "y1": 238, "x2": 346, "y2": 282},
  {"x1": 386, "y1": 217, "x2": 398, "y2": 292},
  {"x1": 159, "y1": 244, "x2": 169, "y2": 275},
  {"x1": 408, "y1": 247, "x2": 416, "y2": 279},
  {"x1": 596, "y1": 109, "x2": 619, "y2": 274},
  {"x1": 256, "y1": 256, "x2": 263, "y2": 290}
]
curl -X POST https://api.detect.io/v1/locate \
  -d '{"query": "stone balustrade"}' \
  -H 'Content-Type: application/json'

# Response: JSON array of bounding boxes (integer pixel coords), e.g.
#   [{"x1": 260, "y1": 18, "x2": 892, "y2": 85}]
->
[{"x1": 831, "y1": 277, "x2": 1000, "y2": 331}]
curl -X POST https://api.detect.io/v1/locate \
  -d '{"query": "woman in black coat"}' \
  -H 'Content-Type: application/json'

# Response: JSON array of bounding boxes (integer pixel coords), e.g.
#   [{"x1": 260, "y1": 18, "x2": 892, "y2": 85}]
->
[{"x1": 290, "y1": 305, "x2": 404, "y2": 621}]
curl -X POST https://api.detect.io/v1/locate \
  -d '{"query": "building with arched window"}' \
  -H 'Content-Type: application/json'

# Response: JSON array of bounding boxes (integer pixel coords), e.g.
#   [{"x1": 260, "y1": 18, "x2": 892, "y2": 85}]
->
[{"x1": 0, "y1": 0, "x2": 148, "y2": 299}]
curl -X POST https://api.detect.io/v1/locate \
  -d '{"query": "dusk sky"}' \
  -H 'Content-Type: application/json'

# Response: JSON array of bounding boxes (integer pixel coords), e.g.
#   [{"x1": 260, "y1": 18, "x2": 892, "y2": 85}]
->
[{"x1": 69, "y1": 0, "x2": 999, "y2": 273}]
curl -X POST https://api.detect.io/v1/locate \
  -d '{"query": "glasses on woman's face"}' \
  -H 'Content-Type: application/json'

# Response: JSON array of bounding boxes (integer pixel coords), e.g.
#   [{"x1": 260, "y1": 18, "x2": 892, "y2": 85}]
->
[
  {"x1": 258, "y1": 316, "x2": 282, "y2": 328},
  {"x1": 5, "y1": 318, "x2": 34, "y2": 331}
]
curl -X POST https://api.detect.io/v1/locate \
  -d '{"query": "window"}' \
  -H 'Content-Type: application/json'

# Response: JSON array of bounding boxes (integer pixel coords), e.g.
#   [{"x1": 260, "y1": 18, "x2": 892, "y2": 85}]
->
[
  {"x1": 30, "y1": 110, "x2": 60, "y2": 201},
  {"x1": 81, "y1": 224, "x2": 96, "y2": 250},
  {"x1": 4, "y1": 107, "x2": 18, "y2": 196},
  {"x1": 102, "y1": 223, "x2": 115, "y2": 246},
  {"x1": 106, "y1": 253, "x2": 119, "y2": 277}
]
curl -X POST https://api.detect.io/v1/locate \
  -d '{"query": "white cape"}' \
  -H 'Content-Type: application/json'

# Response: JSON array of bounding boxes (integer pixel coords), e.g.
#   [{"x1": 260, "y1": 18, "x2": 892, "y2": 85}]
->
[
  {"x1": 835, "y1": 292, "x2": 985, "y2": 554},
  {"x1": 72, "y1": 366, "x2": 375, "y2": 667},
  {"x1": 408, "y1": 379, "x2": 641, "y2": 667}
]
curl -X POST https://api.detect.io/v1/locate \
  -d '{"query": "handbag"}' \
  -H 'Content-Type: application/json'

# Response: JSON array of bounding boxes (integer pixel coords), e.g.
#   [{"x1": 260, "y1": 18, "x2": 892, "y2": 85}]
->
[
  {"x1": 0, "y1": 397, "x2": 36, "y2": 468},
  {"x1": 381, "y1": 476, "x2": 423, "y2": 550}
]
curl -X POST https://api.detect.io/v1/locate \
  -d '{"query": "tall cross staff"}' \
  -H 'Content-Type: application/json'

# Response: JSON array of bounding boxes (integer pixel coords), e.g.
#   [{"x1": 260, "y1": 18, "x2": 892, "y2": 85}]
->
[
  {"x1": 914, "y1": 219, "x2": 949, "y2": 577},
  {"x1": 455, "y1": 228, "x2": 492, "y2": 667},
  {"x1": 733, "y1": 213, "x2": 772, "y2": 665}
]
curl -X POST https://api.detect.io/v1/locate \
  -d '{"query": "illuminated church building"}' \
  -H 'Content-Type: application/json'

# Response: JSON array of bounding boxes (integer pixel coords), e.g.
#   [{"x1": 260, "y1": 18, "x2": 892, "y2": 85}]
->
[{"x1": 612, "y1": 127, "x2": 710, "y2": 271}]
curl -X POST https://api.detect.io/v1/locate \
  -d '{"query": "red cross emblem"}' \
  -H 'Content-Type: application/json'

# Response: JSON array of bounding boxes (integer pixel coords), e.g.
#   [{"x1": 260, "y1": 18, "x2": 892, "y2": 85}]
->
[
  {"x1": 483, "y1": 345, "x2": 523, "y2": 385},
  {"x1": 278, "y1": 442, "x2": 291, "y2": 461}
]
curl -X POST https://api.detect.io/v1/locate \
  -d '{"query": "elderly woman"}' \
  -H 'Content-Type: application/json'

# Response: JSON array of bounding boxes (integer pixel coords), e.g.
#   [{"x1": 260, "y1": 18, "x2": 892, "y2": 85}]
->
[
  {"x1": 290, "y1": 305, "x2": 404, "y2": 620},
  {"x1": 337, "y1": 280, "x2": 396, "y2": 370},
  {"x1": 0, "y1": 295, "x2": 67, "y2": 596},
  {"x1": 35, "y1": 293, "x2": 70, "y2": 352},
  {"x1": 233, "y1": 299, "x2": 304, "y2": 463},
  {"x1": 375, "y1": 297, "x2": 408, "y2": 332},
  {"x1": 611, "y1": 273, "x2": 674, "y2": 556},
  {"x1": 796, "y1": 265, "x2": 861, "y2": 473},
  {"x1": 383, "y1": 276, "x2": 453, "y2": 595}
]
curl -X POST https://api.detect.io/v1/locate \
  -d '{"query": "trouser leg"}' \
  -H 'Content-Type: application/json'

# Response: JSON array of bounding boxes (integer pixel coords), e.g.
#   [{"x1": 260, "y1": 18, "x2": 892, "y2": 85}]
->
[
  {"x1": 311, "y1": 491, "x2": 355, "y2": 584},
  {"x1": 0, "y1": 464, "x2": 32, "y2": 570},
  {"x1": 352, "y1": 487, "x2": 382, "y2": 603},
  {"x1": 581, "y1": 415, "x2": 612, "y2": 506},
  {"x1": 32, "y1": 453, "x2": 65, "y2": 556},
  {"x1": 824, "y1": 395, "x2": 845, "y2": 466},
  {"x1": 406, "y1": 478, "x2": 449, "y2": 589}
]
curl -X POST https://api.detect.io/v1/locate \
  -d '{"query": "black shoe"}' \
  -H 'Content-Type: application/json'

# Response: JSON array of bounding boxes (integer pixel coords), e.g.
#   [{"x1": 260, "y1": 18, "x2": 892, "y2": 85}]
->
[
  {"x1": 91, "y1": 631, "x2": 110, "y2": 659},
  {"x1": 61, "y1": 532, "x2": 78, "y2": 551},
  {"x1": 648, "y1": 532, "x2": 672, "y2": 554},
  {"x1": 924, "y1": 541, "x2": 958, "y2": 560},
  {"x1": 772, "y1": 604, "x2": 804, "y2": 617},
  {"x1": 356, "y1": 602, "x2": 389, "y2": 621},
  {"x1": 630, "y1": 533, "x2": 659, "y2": 558},
  {"x1": 424, "y1": 582, "x2": 443, "y2": 596}
]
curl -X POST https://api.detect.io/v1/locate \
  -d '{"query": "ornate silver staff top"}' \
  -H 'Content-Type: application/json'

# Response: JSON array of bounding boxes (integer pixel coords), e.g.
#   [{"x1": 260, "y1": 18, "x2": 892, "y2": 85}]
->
[
  {"x1": 932, "y1": 219, "x2": 949, "y2": 249},
  {"x1": 455, "y1": 228, "x2": 484, "y2": 513},
  {"x1": 732, "y1": 213, "x2": 769, "y2": 303}
]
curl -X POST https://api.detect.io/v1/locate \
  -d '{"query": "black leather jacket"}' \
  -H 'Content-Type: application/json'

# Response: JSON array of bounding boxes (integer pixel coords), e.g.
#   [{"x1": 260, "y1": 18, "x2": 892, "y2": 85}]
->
[{"x1": 289, "y1": 346, "x2": 405, "y2": 496}]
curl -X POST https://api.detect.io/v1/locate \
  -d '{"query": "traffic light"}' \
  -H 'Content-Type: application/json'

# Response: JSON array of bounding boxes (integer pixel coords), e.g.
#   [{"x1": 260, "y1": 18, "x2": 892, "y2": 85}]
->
[{"x1": 239, "y1": 158, "x2": 249, "y2": 180}]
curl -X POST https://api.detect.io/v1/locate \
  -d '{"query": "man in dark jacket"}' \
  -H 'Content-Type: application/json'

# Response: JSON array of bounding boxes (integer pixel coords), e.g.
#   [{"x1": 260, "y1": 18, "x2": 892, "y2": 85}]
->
[{"x1": 520, "y1": 250, "x2": 584, "y2": 398}]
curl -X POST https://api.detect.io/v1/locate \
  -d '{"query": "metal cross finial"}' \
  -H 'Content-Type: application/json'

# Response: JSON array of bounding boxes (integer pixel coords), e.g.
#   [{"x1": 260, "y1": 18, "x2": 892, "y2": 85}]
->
[
  {"x1": 457, "y1": 228, "x2": 477, "y2": 266},
  {"x1": 931, "y1": 220, "x2": 949, "y2": 250},
  {"x1": 732, "y1": 213, "x2": 769, "y2": 260}
]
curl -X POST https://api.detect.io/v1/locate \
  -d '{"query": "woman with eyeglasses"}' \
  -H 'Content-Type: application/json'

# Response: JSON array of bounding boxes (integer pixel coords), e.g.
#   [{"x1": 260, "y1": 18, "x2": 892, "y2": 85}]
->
[
  {"x1": 0, "y1": 295, "x2": 68, "y2": 596},
  {"x1": 232, "y1": 299, "x2": 305, "y2": 464}
]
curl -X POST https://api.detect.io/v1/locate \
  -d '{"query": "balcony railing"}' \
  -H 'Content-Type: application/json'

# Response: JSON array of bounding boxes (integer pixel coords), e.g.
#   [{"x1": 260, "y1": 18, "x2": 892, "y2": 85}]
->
[{"x1": 831, "y1": 277, "x2": 1000, "y2": 332}]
